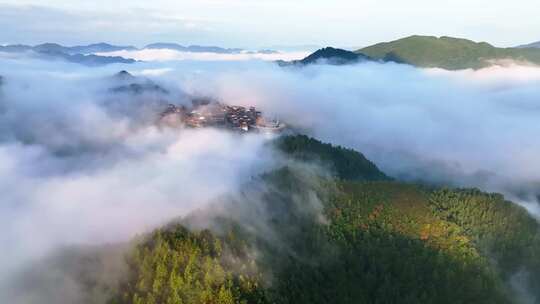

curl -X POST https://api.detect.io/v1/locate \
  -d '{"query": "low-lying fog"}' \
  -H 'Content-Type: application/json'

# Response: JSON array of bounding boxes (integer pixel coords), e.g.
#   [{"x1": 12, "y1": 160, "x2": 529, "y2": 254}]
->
[
  {"x1": 1, "y1": 52, "x2": 539, "y2": 302},
  {"x1": 95, "y1": 49, "x2": 310, "y2": 62}
]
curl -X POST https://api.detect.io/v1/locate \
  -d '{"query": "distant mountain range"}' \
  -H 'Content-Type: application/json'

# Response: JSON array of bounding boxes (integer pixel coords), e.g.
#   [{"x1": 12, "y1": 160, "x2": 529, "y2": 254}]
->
[
  {"x1": 31, "y1": 42, "x2": 138, "y2": 55},
  {"x1": 356, "y1": 35, "x2": 540, "y2": 70},
  {"x1": 4, "y1": 37, "x2": 540, "y2": 69},
  {"x1": 516, "y1": 41, "x2": 540, "y2": 49},
  {"x1": 0, "y1": 43, "x2": 137, "y2": 55},
  {"x1": 145, "y1": 43, "x2": 245, "y2": 54},
  {"x1": 289, "y1": 36, "x2": 540, "y2": 70},
  {"x1": 36, "y1": 50, "x2": 135, "y2": 66},
  {"x1": 0, "y1": 42, "x2": 278, "y2": 56},
  {"x1": 0, "y1": 43, "x2": 136, "y2": 66},
  {"x1": 0, "y1": 42, "x2": 280, "y2": 65}
]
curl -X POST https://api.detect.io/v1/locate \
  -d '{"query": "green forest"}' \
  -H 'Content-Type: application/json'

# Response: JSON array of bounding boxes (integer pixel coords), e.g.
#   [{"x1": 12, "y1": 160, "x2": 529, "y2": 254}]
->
[
  {"x1": 101, "y1": 135, "x2": 540, "y2": 304},
  {"x1": 358, "y1": 35, "x2": 540, "y2": 70}
]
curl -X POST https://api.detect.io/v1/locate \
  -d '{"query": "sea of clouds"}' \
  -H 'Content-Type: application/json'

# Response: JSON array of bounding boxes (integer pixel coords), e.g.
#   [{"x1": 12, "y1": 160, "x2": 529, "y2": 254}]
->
[
  {"x1": 96, "y1": 49, "x2": 310, "y2": 62},
  {"x1": 1, "y1": 51, "x2": 540, "y2": 302}
]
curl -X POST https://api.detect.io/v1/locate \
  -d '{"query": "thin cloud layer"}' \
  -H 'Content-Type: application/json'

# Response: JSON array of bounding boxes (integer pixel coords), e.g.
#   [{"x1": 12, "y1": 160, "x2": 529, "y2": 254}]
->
[
  {"x1": 1, "y1": 55, "x2": 540, "y2": 302},
  {"x1": 146, "y1": 60, "x2": 540, "y2": 210},
  {"x1": 0, "y1": 59, "x2": 281, "y2": 301},
  {"x1": 96, "y1": 49, "x2": 309, "y2": 62}
]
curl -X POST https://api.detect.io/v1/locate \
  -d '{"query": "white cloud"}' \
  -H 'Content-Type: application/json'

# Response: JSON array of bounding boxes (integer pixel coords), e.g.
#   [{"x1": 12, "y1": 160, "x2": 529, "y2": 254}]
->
[
  {"x1": 2, "y1": 55, "x2": 540, "y2": 302},
  {"x1": 151, "y1": 60, "x2": 540, "y2": 202},
  {"x1": 0, "y1": 62, "x2": 281, "y2": 300},
  {"x1": 96, "y1": 49, "x2": 309, "y2": 62}
]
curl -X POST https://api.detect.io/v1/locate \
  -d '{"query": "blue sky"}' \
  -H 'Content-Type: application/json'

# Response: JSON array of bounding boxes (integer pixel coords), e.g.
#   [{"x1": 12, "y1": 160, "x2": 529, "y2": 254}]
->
[{"x1": 1, "y1": 0, "x2": 539, "y2": 48}]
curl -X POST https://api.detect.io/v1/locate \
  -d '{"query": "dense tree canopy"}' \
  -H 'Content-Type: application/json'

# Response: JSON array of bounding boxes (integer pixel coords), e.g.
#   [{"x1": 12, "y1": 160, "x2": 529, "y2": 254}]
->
[
  {"x1": 275, "y1": 135, "x2": 390, "y2": 181},
  {"x1": 106, "y1": 135, "x2": 540, "y2": 303},
  {"x1": 358, "y1": 35, "x2": 540, "y2": 70}
]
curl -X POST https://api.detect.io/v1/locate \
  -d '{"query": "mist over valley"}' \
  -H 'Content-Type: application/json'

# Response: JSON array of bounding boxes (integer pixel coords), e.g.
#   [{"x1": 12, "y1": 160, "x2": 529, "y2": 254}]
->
[{"x1": 1, "y1": 2, "x2": 540, "y2": 303}]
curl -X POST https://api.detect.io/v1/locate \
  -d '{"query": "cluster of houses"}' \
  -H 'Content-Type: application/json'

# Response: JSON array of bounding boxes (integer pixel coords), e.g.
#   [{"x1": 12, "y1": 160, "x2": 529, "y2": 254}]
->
[
  {"x1": 225, "y1": 105, "x2": 261, "y2": 131},
  {"x1": 160, "y1": 102, "x2": 285, "y2": 133}
]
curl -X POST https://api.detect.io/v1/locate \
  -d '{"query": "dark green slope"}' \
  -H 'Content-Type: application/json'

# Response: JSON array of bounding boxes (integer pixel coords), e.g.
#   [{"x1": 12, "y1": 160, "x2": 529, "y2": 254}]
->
[
  {"x1": 298, "y1": 47, "x2": 371, "y2": 65},
  {"x1": 112, "y1": 177, "x2": 538, "y2": 304},
  {"x1": 109, "y1": 135, "x2": 540, "y2": 304},
  {"x1": 275, "y1": 134, "x2": 390, "y2": 181},
  {"x1": 279, "y1": 47, "x2": 372, "y2": 66},
  {"x1": 358, "y1": 35, "x2": 540, "y2": 70}
]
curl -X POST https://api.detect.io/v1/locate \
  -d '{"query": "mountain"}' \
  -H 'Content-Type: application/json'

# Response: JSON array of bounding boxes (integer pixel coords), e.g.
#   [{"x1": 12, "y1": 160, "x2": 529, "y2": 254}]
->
[
  {"x1": 69, "y1": 43, "x2": 137, "y2": 54},
  {"x1": 113, "y1": 70, "x2": 137, "y2": 81},
  {"x1": 145, "y1": 43, "x2": 243, "y2": 54},
  {"x1": 0, "y1": 42, "x2": 279, "y2": 60},
  {"x1": 144, "y1": 43, "x2": 188, "y2": 51},
  {"x1": 62, "y1": 53, "x2": 135, "y2": 66},
  {"x1": 35, "y1": 50, "x2": 135, "y2": 66},
  {"x1": 300, "y1": 47, "x2": 371, "y2": 65},
  {"x1": 281, "y1": 47, "x2": 372, "y2": 66},
  {"x1": 358, "y1": 35, "x2": 540, "y2": 70},
  {"x1": 0, "y1": 44, "x2": 32, "y2": 52},
  {"x1": 0, "y1": 43, "x2": 136, "y2": 66},
  {"x1": 33, "y1": 43, "x2": 70, "y2": 53},
  {"x1": 2, "y1": 42, "x2": 136, "y2": 55},
  {"x1": 102, "y1": 135, "x2": 540, "y2": 303},
  {"x1": 17, "y1": 135, "x2": 538, "y2": 303},
  {"x1": 275, "y1": 134, "x2": 389, "y2": 181},
  {"x1": 109, "y1": 70, "x2": 168, "y2": 94},
  {"x1": 517, "y1": 41, "x2": 540, "y2": 49}
]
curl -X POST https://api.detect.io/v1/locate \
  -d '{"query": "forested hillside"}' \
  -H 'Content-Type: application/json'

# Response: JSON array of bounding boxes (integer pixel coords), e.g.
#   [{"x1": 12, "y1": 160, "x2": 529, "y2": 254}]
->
[
  {"x1": 296, "y1": 47, "x2": 370, "y2": 65},
  {"x1": 108, "y1": 135, "x2": 540, "y2": 304},
  {"x1": 275, "y1": 135, "x2": 390, "y2": 181},
  {"x1": 358, "y1": 35, "x2": 540, "y2": 70}
]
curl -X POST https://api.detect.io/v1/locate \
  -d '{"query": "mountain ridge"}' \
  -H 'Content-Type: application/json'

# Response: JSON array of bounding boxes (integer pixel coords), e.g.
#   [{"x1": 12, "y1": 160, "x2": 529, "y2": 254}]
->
[
  {"x1": 517, "y1": 41, "x2": 540, "y2": 49},
  {"x1": 0, "y1": 43, "x2": 136, "y2": 66},
  {"x1": 0, "y1": 42, "x2": 277, "y2": 55},
  {"x1": 145, "y1": 43, "x2": 244, "y2": 54},
  {"x1": 280, "y1": 47, "x2": 372, "y2": 66},
  {"x1": 115, "y1": 135, "x2": 540, "y2": 303},
  {"x1": 357, "y1": 35, "x2": 540, "y2": 69},
  {"x1": 9, "y1": 135, "x2": 539, "y2": 303},
  {"x1": 299, "y1": 47, "x2": 371, "y2": 65}
]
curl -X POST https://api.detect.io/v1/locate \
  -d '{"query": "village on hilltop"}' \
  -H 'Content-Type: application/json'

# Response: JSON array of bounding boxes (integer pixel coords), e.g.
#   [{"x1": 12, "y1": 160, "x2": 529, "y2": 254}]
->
[{"x1": 160, "y1": 101, "x2": 286, "y2": 133}]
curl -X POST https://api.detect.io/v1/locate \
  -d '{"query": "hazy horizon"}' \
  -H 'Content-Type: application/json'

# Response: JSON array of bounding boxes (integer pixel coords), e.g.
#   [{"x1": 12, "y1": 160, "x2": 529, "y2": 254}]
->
[{"x1": 1, "y1": 0, "x2": 539, "y2": 48}]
